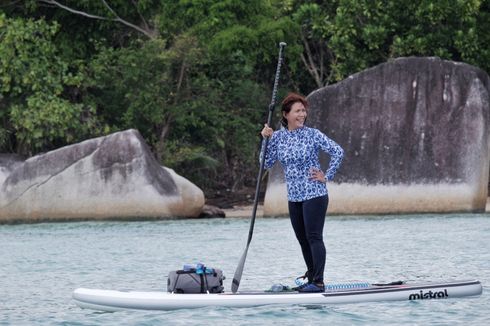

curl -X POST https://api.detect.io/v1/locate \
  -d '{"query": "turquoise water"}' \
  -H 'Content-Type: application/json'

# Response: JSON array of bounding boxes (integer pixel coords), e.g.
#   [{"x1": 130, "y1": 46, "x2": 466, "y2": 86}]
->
[{"x1": 1, "y1": 214, "x2": 489, "y2": 325}]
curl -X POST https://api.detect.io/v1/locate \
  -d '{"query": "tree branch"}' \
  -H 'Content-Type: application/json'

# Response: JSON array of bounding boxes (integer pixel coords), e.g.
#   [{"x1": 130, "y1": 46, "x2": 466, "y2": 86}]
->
[
  {"x1": 99, "y1": 0, "x2": 118, "y2": 19},
  {"x1": 39, "y1": 0, "x2": 108, "y2": 20},
  {"x1": 131, "y1": 0, "x2": 150, "y2": 31},
  {"x1": 300, "y1": 30, "x2": 323, "y2": 88},
  {"x1": 38, "y1": 0, "x2": 157, "y2": 39},
  {"x1": 1, "y1": 0, "x2": 22, "y2": 8},
  {"x1": 176, "y1": 59, "x2": 187, "y2": 97}
]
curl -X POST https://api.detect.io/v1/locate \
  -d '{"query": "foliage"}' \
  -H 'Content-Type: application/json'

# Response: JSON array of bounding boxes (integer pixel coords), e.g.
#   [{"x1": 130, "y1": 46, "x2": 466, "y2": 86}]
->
[
  {"x1": 292, "y1": 0, "x2": 489, "y2": 84},
  {"x1": 0, "y1": 14, "x2": 95, "y2": 154},
  {"x1": 0, "y1": 0, "x2": 489, "y2": 194}
]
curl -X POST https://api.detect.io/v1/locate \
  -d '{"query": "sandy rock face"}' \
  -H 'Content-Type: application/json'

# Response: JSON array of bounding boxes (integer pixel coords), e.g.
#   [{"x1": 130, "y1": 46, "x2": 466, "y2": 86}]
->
[{"x1": 0, "y1": 129, "x2": 204, "y2": 222}]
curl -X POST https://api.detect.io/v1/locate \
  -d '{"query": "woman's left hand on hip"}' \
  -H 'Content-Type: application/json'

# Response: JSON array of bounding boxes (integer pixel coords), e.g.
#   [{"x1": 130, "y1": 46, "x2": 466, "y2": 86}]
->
[{"x1": 309, "y1": 168, "x2": 327, "y2": 184}]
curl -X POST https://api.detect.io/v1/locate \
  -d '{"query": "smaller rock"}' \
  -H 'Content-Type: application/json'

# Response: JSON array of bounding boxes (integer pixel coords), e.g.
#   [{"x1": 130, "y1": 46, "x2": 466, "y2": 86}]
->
[{"x1": 199, "y1": 204, "x2": 225, "y2": 218}]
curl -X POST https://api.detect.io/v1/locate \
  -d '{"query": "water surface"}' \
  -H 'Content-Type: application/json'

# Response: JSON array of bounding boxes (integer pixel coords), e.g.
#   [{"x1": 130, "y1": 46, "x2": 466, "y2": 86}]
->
[{"x1": 1, "y1": 214, "x2": 488, "y2": 325}]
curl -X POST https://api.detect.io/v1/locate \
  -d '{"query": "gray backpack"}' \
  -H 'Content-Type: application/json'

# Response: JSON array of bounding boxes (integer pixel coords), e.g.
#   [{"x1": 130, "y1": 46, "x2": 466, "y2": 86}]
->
[{"x1": 167, "y1": 265, "x2": 225, "y2": 294}]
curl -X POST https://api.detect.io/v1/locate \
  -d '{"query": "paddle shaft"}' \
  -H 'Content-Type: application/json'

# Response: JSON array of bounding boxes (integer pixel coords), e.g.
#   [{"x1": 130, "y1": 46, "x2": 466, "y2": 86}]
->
[{"x1": 231, "y1": 42, "x2": 286, "y2": 293}]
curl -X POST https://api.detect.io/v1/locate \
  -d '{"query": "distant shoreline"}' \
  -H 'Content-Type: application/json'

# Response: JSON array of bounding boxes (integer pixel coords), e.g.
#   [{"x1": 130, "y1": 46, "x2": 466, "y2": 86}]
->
[
  {"x1": 224, "y1": 198, "x2": 490, "y2": 218},
  {"x1": 222, "y1": 205, "x2": 263, "y2": 218}
]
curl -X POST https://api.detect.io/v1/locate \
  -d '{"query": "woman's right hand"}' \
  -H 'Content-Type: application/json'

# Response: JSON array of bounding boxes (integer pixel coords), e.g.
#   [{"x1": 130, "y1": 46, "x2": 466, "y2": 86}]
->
[{"x1": 261, "y1": 124, "x2": 274, "y2": 138}]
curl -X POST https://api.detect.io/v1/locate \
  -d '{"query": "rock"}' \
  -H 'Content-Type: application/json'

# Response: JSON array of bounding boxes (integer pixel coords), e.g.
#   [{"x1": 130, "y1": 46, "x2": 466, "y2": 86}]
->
[
  {"x1": 264, "y1": 57, "x2": 490, "y2": 215},
  {"x1": 0, "y1": 154, "x2": 24, "y2": 186},
  {"x1": 199, "y1": 204, "x2": 225, "y2": 218},
  {"x1": 0, "y1": 129, "x2": 205, "y2": 223}
]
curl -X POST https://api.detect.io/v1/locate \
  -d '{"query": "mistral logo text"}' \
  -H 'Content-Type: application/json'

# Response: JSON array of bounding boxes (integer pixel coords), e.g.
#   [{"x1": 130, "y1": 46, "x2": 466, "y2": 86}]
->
[{"x1": 408, "y1": 289, "x2": 448, "y2": 300}]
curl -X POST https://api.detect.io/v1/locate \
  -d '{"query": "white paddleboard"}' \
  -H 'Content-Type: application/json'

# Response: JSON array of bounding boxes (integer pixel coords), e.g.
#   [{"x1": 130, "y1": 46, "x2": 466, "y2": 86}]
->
[{"x1": 73, "y1": 280, "x2": 482, "y2": 311}]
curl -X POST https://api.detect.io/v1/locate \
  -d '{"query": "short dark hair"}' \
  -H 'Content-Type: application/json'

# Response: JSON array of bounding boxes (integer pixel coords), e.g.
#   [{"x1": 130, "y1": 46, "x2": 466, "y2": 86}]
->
[{"x1": 281, "y1": 93, "x2": 308, "y2": 128}]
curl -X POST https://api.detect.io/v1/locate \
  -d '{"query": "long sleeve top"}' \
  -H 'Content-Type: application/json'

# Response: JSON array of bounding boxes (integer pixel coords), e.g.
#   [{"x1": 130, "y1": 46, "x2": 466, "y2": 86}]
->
[{"x1": 261, "y1": 126, "x2": 344, "y2": 202}]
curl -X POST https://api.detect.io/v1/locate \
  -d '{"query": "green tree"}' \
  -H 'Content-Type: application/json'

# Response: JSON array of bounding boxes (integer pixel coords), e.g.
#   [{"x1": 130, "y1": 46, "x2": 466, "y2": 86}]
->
[
  {"x1": 150, "y1": 0, "x2": 302, "y2": 189},
  {"x1": 291, "y1": 0, "x2": 489, "y2": 85},
  {"x1": 0, "y1": 14, "x2": 95, "y2": 155},
  {"x1": 86, "y1": 35, "x2": 223, "y2": 158}
]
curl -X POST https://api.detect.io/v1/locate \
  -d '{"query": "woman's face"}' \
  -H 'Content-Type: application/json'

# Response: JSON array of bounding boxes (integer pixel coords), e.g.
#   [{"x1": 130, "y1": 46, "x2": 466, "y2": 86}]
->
[{"x1": 284, "y1": 102, "x2": 307, "y2": 130}]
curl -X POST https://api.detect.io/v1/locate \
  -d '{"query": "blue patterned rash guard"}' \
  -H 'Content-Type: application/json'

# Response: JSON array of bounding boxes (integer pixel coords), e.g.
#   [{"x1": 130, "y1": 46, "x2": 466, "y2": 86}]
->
[{"x1": 261, "y1": 126, "x2": 344, "y2": 202}]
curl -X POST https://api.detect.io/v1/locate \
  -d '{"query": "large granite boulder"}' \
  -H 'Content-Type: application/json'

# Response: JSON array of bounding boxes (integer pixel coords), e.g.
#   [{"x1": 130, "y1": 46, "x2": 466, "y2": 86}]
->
[
  {"x1": 264, "y1": 57, "x2": 490, "y2": 215},
  {"x1": 0, "y1": 129, "x2": 205, "y2": 223}
]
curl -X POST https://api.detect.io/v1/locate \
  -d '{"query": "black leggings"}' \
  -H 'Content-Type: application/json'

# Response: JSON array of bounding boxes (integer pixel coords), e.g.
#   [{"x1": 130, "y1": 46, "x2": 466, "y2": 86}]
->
[{"x1": 288, "y1": 195, "x2": 328, "y2": 284}]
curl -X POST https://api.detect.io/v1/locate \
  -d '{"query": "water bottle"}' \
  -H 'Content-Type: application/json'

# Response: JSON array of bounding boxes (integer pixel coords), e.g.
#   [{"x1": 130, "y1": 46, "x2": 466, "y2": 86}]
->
[{"x1": 196, "y1": 263, "x2": 205, "y2": 274}]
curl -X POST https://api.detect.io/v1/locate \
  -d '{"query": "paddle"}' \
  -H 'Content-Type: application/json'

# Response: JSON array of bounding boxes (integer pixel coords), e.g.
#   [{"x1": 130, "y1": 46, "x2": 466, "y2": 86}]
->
[{"x1": 231, "y1": 42, "x2": 286, "y2": 293}]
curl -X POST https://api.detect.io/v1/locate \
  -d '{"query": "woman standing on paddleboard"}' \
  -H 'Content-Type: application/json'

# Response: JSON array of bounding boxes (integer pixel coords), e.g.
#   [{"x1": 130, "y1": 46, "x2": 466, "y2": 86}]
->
[{"x1": 260, "y1": 93, "x2": 344, "y2": 293}]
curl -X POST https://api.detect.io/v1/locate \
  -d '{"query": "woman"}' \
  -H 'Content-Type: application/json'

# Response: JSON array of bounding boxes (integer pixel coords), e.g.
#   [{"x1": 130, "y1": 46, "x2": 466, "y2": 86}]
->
[{"x1": 260, "y1": 93, "x2": 344, "y2": 293}]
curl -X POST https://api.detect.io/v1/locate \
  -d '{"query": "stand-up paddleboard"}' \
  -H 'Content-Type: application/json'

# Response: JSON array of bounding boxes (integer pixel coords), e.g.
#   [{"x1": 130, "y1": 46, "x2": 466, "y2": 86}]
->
[{"x1": 73, "y1": 280, "x2": 482, "y2": 311}]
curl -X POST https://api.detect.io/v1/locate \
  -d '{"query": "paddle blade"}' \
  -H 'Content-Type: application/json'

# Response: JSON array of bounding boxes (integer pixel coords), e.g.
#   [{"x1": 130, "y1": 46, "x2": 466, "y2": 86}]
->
[{"x1": 231, "y1": 246, "x2": 249, "y2": 293}]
